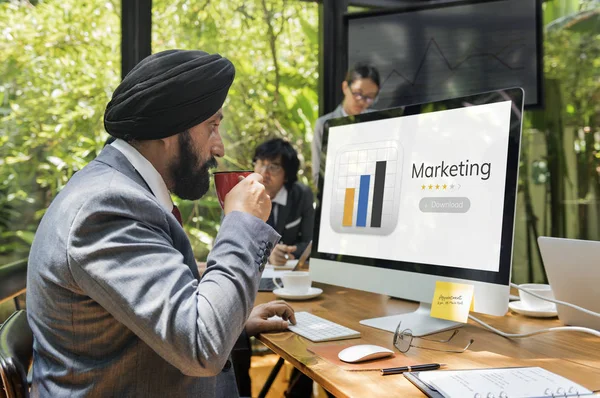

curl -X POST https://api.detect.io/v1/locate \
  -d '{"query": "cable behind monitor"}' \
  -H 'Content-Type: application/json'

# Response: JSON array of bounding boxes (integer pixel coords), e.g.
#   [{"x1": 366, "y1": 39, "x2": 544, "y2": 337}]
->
[{"x1": 468, "y1": 283, "x2": 600, "y2": 339}]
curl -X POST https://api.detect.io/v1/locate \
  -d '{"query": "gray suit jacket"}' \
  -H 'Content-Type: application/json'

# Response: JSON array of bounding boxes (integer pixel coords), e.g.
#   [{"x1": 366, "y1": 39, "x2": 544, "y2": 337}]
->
[
  {"x1": 311, "y1": 105, "x2": 345, "y2": 185},
  {"x1": 26, "y1": 146, "x2": 280, "y2": 397}
]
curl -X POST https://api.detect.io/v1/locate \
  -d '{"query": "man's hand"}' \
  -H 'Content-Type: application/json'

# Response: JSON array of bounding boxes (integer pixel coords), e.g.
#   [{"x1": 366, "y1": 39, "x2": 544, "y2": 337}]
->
[
  {"x1": 245, "y1": 300, "x2": 296, "y2": 337},
  {"x1": 269, "y1": 243, "x2": 298, "y2": 265},
  {"x1": 196, "y1": 260, "x2": 207, "y2": 277},
  {"x1": 223, "y1": 173, "x2": 271, "y2": 222}
]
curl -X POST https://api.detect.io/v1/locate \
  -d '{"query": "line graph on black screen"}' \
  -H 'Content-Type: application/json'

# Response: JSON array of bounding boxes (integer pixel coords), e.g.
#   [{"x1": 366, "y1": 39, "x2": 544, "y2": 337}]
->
[
  {"x1": 379, "y1": 37, "x2": 526, "y2": 89},
  {"x1": 370, "y1": 35, "x2": 530, "y2": 108}
]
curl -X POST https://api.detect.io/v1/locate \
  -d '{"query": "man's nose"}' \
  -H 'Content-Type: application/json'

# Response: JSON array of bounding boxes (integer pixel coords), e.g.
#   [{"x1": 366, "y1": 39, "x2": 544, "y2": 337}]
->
[{"x1": 211, "y1": 135, "x2": 225, "y2": 158}]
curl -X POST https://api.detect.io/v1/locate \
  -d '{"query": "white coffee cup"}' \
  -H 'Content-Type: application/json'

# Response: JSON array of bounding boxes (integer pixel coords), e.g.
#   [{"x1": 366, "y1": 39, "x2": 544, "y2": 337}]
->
[
  {"x1": 273, "y1": 271, "x2": 311, "y2": 295},
  {"x1": 518, "y1": 283, "x2": 556, "y2": 311}
]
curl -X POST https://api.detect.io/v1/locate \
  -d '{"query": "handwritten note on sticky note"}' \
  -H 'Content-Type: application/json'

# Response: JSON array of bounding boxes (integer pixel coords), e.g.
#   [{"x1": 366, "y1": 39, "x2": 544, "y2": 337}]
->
[{"x1": 430, "y1": 281, "x2": 474, "y2": 323}]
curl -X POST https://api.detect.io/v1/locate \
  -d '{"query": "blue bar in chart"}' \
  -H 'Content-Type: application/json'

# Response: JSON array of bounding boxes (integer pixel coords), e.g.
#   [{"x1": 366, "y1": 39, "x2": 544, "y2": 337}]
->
[{"x1": 356, "y1": 175, "x2": 371, "y2": 227}]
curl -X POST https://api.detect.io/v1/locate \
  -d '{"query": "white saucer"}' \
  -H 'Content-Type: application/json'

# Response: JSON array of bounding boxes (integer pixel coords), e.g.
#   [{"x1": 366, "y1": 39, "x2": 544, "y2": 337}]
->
[
  {"x1": 273, "y1": 287, "x2": 323, "y2": 300},
  {"x1": 267, "y1": 259, "x2": 298, "y2": 271},
  {"x1": 508, "y1": 301, "x2": 558, "y2": 318}
]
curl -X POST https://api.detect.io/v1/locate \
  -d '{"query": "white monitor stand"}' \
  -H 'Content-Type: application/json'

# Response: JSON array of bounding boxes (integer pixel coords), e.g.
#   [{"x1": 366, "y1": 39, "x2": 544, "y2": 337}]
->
[{"x1": 360, "y1": 302, "x2": 461, "y2": 337}]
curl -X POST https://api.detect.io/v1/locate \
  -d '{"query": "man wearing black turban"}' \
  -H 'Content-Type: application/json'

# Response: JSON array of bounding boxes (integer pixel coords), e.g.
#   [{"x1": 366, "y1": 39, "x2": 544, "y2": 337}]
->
[{"x1": 27, "y1": 50, "x2": 296, "y2": 398}]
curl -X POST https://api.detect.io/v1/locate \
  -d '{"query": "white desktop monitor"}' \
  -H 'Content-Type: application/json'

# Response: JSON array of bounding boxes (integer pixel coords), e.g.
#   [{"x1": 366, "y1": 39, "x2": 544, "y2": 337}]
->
[{"x1": 310, "y1": 88, "x2": 524, "y2": 336}]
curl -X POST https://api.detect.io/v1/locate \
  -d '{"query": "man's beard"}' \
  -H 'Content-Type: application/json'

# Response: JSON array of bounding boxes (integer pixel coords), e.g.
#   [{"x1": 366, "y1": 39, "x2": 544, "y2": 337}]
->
[{"x1": 170, "y1": 130, "x2": 218, "y2": 200}]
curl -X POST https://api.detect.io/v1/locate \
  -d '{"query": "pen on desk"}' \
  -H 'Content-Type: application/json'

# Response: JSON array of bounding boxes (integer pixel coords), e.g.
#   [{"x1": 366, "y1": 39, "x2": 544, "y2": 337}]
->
[{"x1": 380, "y1": 363, "x2": 446, "y2": 376}]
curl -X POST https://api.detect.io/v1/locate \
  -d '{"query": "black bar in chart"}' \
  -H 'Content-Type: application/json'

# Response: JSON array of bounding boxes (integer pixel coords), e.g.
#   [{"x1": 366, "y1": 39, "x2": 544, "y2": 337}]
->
[{"x1": 370, "y1": 161, "x2": 387, "y2": 227}]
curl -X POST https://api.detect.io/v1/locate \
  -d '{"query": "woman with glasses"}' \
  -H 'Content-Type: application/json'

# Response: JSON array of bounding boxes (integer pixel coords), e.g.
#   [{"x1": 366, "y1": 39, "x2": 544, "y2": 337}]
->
[{"x1": 311, "y1": 62, "x2": 381, "y2": 185}]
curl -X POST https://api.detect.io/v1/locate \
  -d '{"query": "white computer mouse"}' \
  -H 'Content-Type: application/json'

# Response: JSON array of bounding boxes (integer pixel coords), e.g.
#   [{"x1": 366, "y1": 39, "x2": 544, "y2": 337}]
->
[{"x1": 337, "y1": 344, "x2": 394, "y2": 363}]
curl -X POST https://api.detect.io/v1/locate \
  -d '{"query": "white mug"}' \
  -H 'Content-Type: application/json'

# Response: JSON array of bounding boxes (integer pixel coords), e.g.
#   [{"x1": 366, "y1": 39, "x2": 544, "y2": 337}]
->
[
  {"x1": 518, "y1": 283, "x2": 556, "y2": 311},
  {"x1": 273, "y1": 271, "x2": 311, "y2": 294}
]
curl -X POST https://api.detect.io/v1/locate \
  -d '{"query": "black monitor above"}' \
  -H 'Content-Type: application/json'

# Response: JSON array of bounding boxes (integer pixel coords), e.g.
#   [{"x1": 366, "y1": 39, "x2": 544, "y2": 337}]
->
[{"x1": 346, "y1": 0, "x2": 542, "y2": 109}]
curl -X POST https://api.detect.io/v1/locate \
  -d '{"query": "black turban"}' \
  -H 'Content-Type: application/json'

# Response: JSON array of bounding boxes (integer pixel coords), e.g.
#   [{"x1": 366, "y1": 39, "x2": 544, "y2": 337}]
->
[{"x1": 104, "y1": 49, "x2": 235, "y2": 140}]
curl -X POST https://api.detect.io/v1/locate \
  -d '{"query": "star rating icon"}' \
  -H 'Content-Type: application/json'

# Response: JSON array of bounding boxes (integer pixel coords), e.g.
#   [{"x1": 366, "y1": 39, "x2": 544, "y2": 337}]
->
[{"x1": 421, "y1": 183, "x2": 457, "y2": 191}]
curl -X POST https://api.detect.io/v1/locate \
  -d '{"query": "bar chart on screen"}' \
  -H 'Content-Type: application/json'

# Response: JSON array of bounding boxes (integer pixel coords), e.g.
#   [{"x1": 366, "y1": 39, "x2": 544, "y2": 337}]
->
[{"x1": 330, "y1": 141, "x2": 403, "y2": 235}]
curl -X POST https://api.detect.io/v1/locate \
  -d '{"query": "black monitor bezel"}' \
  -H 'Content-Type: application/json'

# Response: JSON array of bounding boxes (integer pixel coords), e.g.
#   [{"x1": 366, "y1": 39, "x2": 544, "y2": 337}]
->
[
  {"x1": 312, "y1": 88, "x2": 524, "y2": 287},
  {"x1": 343, "y1": 0, "x2": 544, "y2": 109}
]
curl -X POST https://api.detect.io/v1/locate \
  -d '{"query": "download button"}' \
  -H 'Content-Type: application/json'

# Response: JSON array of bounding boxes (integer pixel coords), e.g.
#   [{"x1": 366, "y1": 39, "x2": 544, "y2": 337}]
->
[{"x1": 419, "y1": 197, "x2": 471, "y2": 213}]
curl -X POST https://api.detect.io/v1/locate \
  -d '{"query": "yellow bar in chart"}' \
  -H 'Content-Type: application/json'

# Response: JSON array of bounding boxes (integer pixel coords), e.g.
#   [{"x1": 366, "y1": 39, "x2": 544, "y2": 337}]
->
[{"x1": 343, "y1": 188, "x2": 355, "y2": 226}]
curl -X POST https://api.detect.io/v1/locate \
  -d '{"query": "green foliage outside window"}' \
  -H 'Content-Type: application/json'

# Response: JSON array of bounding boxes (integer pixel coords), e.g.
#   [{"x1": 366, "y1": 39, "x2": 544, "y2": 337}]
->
[
  {"x1": 0, "y1": 0, "x2": 121, "y2": 261},
  {"x1": 0, "y1": 0, "x2": 318, "y2": 262},
  {"x1": 516, "y1": 0, "x2": 600, "y2": 282}
]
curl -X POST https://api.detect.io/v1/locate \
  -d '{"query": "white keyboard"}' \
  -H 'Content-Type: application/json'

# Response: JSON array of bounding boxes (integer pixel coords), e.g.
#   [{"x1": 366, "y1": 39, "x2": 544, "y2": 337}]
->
[{"x1": 282, "y1": 311, "x2": 361, "y2": 342}]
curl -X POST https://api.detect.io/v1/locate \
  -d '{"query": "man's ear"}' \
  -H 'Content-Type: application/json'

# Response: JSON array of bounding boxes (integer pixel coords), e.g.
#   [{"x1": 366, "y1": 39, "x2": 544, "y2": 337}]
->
[
  {"x1": 342, "y1": 80, "x2": 349, "y2": 93},
  {"x1": 159, "y1": 134, "x2": 178, "y2": 154}
]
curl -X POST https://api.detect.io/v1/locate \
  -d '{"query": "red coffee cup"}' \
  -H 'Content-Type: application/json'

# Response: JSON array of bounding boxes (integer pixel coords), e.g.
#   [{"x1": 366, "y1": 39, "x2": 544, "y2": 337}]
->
[{"x1": 213, "y1": 170, "x2": 253, "y2": 209}]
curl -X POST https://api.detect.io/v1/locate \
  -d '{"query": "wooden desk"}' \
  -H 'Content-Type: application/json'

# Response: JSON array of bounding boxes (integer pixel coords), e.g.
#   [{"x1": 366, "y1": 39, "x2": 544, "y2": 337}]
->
[{"x1": 256, "y1": 283, "x2": 600, "y2": 397}]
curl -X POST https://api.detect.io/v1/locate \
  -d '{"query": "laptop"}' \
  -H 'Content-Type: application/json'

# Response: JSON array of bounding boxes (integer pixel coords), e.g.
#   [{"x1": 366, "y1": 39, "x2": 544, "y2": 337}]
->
[
  {"x1": 259, "y1": 241, "x2": 312, "y2": 292},
  {"x1": 538, "y1": 237, "x2": 600, "y2": 330}
]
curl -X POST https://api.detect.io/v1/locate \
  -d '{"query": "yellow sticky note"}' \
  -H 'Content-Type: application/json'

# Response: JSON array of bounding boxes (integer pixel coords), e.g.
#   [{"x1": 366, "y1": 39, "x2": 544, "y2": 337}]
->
[{"x1": 430, "y1": 281, "x2": 475, "y2": 323}]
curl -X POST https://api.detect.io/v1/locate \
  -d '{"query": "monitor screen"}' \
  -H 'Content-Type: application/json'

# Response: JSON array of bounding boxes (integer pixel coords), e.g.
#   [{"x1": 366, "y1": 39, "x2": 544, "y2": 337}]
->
[
  {"x1": 311, "y1": 88, "x2": 524, "y2": 319},
  {"x1": 346, "y1": 0, "x2": 542, "y2": 108}
]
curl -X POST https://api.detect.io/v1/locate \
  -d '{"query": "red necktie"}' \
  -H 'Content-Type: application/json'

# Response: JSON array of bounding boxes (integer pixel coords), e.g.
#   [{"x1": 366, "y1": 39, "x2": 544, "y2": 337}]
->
[{"x1": 172, "y1": 205, "x2": 183, "y2": 226}]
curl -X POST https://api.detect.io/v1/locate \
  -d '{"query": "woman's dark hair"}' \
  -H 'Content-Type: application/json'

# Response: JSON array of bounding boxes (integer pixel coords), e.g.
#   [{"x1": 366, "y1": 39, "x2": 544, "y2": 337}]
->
[
  {"x1": 345, "y1": 62, "x2": 381, "y2": 88},
  {"x1": 253, "y1": 138, "x2": 299, "y2": 189}
]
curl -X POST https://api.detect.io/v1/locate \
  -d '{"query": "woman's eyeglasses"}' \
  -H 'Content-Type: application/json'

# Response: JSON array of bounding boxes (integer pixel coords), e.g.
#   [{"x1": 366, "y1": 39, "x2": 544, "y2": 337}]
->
[
  {"x1": 393, "y1": 322, "x2": 474, "y2": 353},
  {"x1": 350, "y1": 90, "x2": 378, "y2": 105}
]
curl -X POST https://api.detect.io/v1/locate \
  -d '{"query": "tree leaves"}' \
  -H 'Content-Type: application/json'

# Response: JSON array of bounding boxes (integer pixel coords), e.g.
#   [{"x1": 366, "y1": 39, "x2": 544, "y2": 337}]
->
[
  {"x1": 0, "y1": 0, "x2": 318, "y2": 261},
  {"x1": 0, "y1": 0, "x2": 120, "y2": 258}
]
